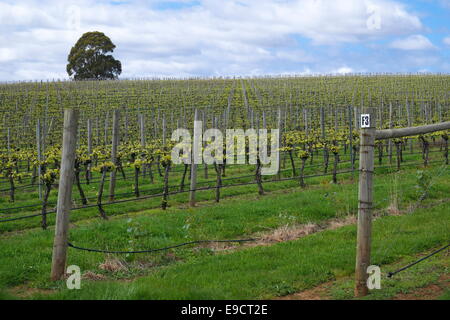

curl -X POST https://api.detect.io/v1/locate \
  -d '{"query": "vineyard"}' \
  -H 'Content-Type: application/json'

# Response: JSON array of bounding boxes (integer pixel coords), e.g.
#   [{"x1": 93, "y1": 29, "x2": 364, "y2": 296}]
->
[{"x1": 0, "y1": 74, "x2": 449, "y2": 300}]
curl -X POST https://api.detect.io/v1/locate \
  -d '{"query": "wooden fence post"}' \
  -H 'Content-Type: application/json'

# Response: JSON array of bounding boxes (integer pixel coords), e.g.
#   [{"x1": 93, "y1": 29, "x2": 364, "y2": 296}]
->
[
  {"x1": 348, "y1": 106, "x2": 354, "y2": 177},
  {"x1": 124, "y1": 112, "x2": 129, "y2": 143},
  {"x1": 7, "y1": 127, "x2": 10, "y2": 155},
  {"x1": 162, "y1": 113, "x2": 166, "y2": 146},
  {"x1": 353, "y1": 120, "x2": 450, "y2": 295},
  {"x1": 139, "y1": 113, "x2": 145, "y2": 146},
  {"x1": 388, "y1": 103, "x2": 393, "y2": 163},
  {"x1": 104, "y1": 111, "x2": 109, "y2": 146},
  {"x1": 277, "y1": 107, "x2": 282, "y2": 179},
  {"x1": 36, "y1": 119, "x2": 42, "y2": 200},
  {"x1": 303, "y1": 108, "x2": 308, "y2": 135},
  {"x1": 109, "y1": 109, "x2": 120, "y2": 202},
  {"x1": 189, "y1": 109, "x2": 200, "y2": 207},
  {"x1": 87, "y1": 119, "x2": 92, "y2": 180},
  {"x1": 50, "y1": 109, "x2": 79, "y2": 281},
  {"x1": 355, "y1": 107, "x2": 376, "y2": 297}
]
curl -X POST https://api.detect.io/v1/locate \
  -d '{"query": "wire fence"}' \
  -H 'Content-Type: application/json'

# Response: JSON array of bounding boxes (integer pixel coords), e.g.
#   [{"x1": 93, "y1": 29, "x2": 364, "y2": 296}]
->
[
  {"x1": 1, "y1": 155, "x2": 446, "y2": 225},
  {"x1": 0, "y1": 168, "x2": 358, "y2": 223}
]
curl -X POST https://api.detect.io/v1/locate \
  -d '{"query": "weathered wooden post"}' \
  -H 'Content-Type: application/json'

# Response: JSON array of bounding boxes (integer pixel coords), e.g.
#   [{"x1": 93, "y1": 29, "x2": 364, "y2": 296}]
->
[
  {"x1": 355, "y1": 107, "x2": 376, "y2": 297},
  {"x1": 162, "y1": 113, "x2": 166, "y2": 146},
  {"x1": 87, "y1": 119, "x2": 92, "y2": 181},
  {"x1": 7, "y1": 127, "x2": 10, "y2": 155},
  {"x1": 262, "y1": 111, "x2": 266, "y2": 130},
  {"x1": 109, "y1": 109, "x2": 120, "y2": 202},
  {"x1": 348, "y1": 106, "x2": 354, "y2": 177},
  {"x1": 36, "y1": 119, "x2": 42, "y2": 200},
  {"x1": 303, "y1": 108, "x2": 308, "y2": 135},
  {"x1": 189, "y1": 109, "x2": 200, "y2": 207},
  {"x1": 104, "y1": 110, "x2": 109, "y2": 146},
  {"x1": 277, "y1": 107, "x2": 282, "y2": 180},
  {"x1": 353, "y1": 120, "x2": 450, "y2": 297},
  {"x1": 320, "y1": 106, "x2": 328, "y2": 173},
  {"x1": 139, "y1": 113, "x2": 145, "y2": 146},
  {"x1": 51, "y1": 109, "x2": 79, "y2": 281},
  {"x1": 123, "y1": 112, "x2": 128, "y2": 143},
  {"x1": 388, "y1": 103, "x2": 393, "y2": 163}
]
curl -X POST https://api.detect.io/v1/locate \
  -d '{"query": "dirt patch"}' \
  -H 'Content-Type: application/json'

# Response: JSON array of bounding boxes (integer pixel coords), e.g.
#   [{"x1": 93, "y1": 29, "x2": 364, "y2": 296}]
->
[
  {"x1": 206, "y1": 199, "x2": 450, "y2": 254},
  {"x1": 277, "y1": 248, "x2": 450, "y2": 301},
  {"x1": 8, "y1": 284, "x2": 55, "y2": 299},
  {"x1": 83, "y1": 271, "x2": 107, "y2": 281},
  {"x1": 386, "y1": 201, "x2": 401, "y2": 215},
  {"x1": 206, "y1": 215, "x2": 357, "y2": 252},
  {"x1": 99, "y1": 258, "x2": 128, "y2": 273},
  {"x1": 276, "y1": 281, "x2": 333, "y2": 300},
  {"x1": 394, "y1": 274, "x2": 450, "y2": 300},
  {"x1": 206, "y1": 198, "x2": 450, "y2": 254}
]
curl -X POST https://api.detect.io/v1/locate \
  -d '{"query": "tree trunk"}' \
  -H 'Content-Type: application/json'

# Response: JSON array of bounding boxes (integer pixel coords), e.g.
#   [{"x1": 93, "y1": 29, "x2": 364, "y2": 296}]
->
[
  {"x1": 9, "y1": 175, "x2": 15, "y2": 202},
  {"x1": 288, "y1": 150, "x2": 296, "y2": 177},
  {"x1": 85, "y1": 164, "x2": 91, "y2": 185},
  {"x1": 75, "y1": 168, "x2": 87, "y2": 205},
  {"x1": 256, "y1": 157, "x2": 264, "y2": 195},
  {"x1": 443, "y1": 136, "x2": 448, "y2": 165},
  {"x1": 323, "y1": 147, "x2": 329, "y2": 174},
  {"x1": 395, "y1": 142, "x2": 401, "y2": 171},
  {"x1": 204, "y1": 163, "x2": 208, "y2": 179},
  {"x1": 157, "y1": 157, "x2": 163, "y2": 177},
  {"x1": 31, "y1": 166, "x2": 37, "y2": 185},
  {"x1": 97, "y1": 169, "x2": 108, "y2": 219},
  {"x1": 299, "y1": 159, "x2": 306, "y2": 188},
  {"x1": 148, "y1": 163, "x2": 154, "y2": 183},
  {"x1": 180, "y1": 164, "x2": 189, "y2": 192},
  {"x1": 378, "y1": 144, "x2": 383, "y2": 165},
  {"x1": 332, "y1": 153, "x2": 339, "y2": 184},
  {"x1": 162, "y1": 164, "x2": 171, "y2": 210},
  {"x1": 134, "y1": 167, "x2": 140, "y2": 198},
  {"x1": 420, "y1": 137, "x2": 430, "y2": 167},
  {"x1": 118, "y1": 160, "x2": 126, "y2": 180},
  {"x1": 41, "y1": 184, "x2": 51, "y2": 230},
  {"x1": 213, "y1": 163, "x2": 222, "y2": 202}
]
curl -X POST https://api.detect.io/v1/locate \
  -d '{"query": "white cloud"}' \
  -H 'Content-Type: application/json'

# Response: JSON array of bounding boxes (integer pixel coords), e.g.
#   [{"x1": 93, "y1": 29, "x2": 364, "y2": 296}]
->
[
  {"x1": 443, "y1": 36, "x2": 450, "y2": 46},
  {"x1": 275, "y1": 50, "x2": 316, "y2": 63},
  {"x1": 438, "y1": 0, "x2": 450, "y2": 9},
  {"x1": 0, "y1": 0, "x2": 437, "y2": 80},
  {"x1": 334, "y1": 67, "x2": 354, "y2": 74},
  {"x1": 389, "y1": 35, "x2": 436, "y2": 50},
  {"x1": 0, "y1": 48, "x2": 17, "y2": 62}
]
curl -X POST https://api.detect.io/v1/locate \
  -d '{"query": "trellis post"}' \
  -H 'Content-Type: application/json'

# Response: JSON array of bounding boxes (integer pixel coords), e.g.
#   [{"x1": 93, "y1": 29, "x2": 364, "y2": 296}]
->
[
  {"x1": 87, "y1": 119, "x2": 92, "y2": 180},
  {"x1": 51, "y1": 109, "x2": 79, "y2": 281},
  {"x1": 189, "y1": 109, "x2": 200, "y2": 207},
  {"x1": 348, "y1": 106, "x2": 354, "y2": 177},
  {"x1": 355, "y1": 107, "x2": 376, "y2": 297},
  {"x1": 354, "y1": 115, "x2": 450, "y2": 297},
  {"x1": 109, "y1": 109, "x2": 120, "y2": 202},
  {"x1": 36, "y1": 119, "x2": 42, "y2": 200}
]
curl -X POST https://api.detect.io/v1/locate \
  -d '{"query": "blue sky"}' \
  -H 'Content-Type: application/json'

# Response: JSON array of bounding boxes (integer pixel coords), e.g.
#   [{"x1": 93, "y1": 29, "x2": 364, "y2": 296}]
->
[{"x1": 0, "y1": 0, "x2": 449, "y2": 80}]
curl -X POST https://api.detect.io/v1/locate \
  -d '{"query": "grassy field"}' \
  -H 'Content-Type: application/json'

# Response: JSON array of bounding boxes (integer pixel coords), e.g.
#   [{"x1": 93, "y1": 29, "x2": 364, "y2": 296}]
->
[{"x1": 0, "y1": 161, "x2": 448, "y2": 300}]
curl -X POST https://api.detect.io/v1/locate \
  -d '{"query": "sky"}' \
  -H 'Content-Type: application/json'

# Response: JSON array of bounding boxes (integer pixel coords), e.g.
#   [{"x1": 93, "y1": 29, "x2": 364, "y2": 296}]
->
[{"x1": 0, "y1": 0, "x2": 449, "y2": 81}]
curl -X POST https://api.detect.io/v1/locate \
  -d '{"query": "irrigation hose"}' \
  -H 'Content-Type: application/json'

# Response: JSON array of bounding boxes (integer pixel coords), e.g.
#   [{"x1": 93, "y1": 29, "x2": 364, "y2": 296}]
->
[
  {"x1": 387, "y1": 243, "x2": 450, "y2": 278},
  {"x1": 67, "y1": 238, "x2": 258, "y2": 254}
]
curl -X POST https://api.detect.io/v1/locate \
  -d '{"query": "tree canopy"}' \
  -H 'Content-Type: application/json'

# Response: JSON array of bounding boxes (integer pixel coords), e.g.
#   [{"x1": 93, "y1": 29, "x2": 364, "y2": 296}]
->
[{"x1": 66, "y1": 31, "x2": 122, "y2": 80}]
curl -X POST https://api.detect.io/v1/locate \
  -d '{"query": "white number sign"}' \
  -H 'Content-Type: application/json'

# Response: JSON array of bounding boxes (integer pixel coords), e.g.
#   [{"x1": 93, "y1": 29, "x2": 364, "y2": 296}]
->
[{"x1": 361, "y1": 114, "x2": 371, "y2": 128}]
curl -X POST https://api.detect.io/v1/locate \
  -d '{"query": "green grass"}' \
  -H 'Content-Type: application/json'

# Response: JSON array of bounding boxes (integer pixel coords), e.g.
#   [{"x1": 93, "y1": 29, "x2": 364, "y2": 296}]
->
[
  {"x1": 0, "y1": 162, "x2": 448, "y2": 299},
  {"x1": 327, "y1": 245, "x2": 449, "y2": 300},
  {"x1": 35, "y1": 201, "x2": 449, "y2": 300},
  {"x1": 439, "y1": 290, "x2": 450, "y2": 300}
]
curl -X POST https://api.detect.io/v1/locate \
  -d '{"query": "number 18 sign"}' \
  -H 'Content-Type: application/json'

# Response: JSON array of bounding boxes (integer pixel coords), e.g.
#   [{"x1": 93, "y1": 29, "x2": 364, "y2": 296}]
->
[{"x1": 360, "y1": 114, "x2": 371, "y2": 128}]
